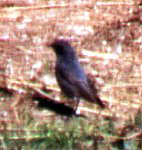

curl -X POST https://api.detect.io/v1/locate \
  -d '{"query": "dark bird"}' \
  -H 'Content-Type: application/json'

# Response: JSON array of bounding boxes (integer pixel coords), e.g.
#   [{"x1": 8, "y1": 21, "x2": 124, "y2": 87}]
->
[{"x1": 49, "y1": 38, "x2": 106, "y2": 111}]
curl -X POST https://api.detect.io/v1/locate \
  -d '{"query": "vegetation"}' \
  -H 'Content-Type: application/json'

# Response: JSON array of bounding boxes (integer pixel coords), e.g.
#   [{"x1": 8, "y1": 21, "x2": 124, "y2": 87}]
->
[{"x1": 0, "y1": 0, "x2": 141, "y2": 149}]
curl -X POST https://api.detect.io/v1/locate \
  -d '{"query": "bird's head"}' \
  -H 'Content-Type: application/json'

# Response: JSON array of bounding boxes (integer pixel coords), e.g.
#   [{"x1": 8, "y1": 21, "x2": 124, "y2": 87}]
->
[
  {"x1": 49, "y1": 38, "x2": 76, "y2": 57},
  {"x1": 50, "y1": 39, "x2": 70, "y2": 50}
]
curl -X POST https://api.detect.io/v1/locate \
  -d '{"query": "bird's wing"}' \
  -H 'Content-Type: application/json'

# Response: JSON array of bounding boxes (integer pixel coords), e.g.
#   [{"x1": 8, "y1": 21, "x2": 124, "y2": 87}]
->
[
  {"x1": 56, "y1": 65, "x2": 90, "y2": 95},
  {"x1": 56, "y1": 66, "x2": 105, "y2": 108},
  {"x1": 81, "y1": 76, "x2": 106, "y2": 108},
  {"x1": 73, "y1": 74, "x2": 105, "y2": 108},
  {"x1": 56, "y1": 63, "x2": 85, "y2": 84}
]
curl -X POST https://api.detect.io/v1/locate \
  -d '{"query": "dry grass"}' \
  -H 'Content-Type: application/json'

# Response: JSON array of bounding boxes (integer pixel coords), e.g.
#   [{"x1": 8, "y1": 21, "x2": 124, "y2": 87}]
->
[{"x1": 0, "y1": 0, "x2": 142, "y2": 149}]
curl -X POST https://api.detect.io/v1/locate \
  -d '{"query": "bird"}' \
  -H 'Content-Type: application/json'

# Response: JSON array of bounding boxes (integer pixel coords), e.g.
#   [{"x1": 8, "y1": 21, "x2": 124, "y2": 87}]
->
[{"x1": 49, "y1": 38, "x2": 106, "y2": 111}]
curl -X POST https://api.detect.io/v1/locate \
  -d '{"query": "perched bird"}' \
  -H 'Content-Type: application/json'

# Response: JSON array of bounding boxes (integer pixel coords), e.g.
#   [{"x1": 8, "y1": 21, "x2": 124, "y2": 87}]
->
[{"x1": 49, "y1": 38, "x2": 106, "y2": 110}]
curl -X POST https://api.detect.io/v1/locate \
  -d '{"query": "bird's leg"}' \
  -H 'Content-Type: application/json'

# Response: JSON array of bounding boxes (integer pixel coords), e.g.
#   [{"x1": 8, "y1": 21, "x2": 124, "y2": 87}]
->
[{"x1": 74, "y1": 97, "x2": 80, "y2": 114}]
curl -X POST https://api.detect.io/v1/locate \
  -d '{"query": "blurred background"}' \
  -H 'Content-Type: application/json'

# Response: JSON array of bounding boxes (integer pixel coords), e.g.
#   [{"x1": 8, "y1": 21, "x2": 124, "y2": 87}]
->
[{"x1": 0, "y1": 0, "x2": 142, "y2": 149}]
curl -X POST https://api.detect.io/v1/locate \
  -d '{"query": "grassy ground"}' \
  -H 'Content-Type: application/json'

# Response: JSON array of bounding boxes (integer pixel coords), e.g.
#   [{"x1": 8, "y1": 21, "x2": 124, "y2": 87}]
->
[{"x1": 0, "y1": 0, "x2": 142, "y2": 149}]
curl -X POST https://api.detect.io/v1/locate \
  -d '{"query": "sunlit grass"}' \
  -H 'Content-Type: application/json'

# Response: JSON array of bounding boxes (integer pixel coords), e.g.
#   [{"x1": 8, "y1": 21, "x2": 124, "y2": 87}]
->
[{"x1": 0, "y1": 0, "x2": 141, "y2": 149}]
